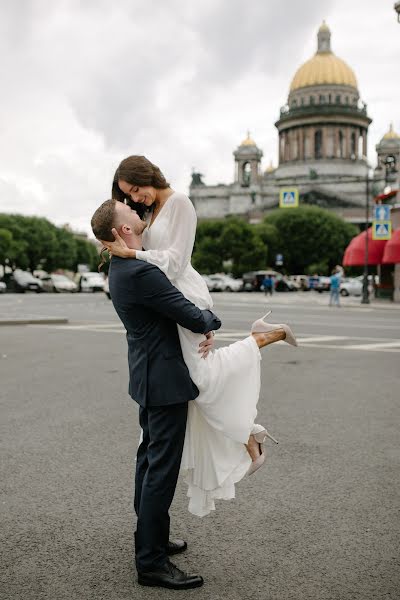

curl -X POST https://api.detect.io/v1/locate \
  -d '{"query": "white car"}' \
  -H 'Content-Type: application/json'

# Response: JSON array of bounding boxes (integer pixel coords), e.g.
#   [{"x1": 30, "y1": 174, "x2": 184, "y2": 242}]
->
[
  {"x1": 41, "y1": 274, "x2": 77, "y2": 293},
  {"x1": 340, "y1": 277, "x2": 363, "y2": 297},
  {"x1": 208, "y1": 274, "x2": 243, "y2": 292},
  {"x1": 0, "y1": 281, "x2": 6, "y2": 293},
  {"x1": 77, "y1": 272, "x2": 105, "y2": 292}
]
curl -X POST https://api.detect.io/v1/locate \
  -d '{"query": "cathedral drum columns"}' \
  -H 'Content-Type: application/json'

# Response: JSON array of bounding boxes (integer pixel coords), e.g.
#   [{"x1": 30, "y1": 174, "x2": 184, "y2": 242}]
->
[{"x1": 274, "y1": 21, "x2": 372, "y2": 210}]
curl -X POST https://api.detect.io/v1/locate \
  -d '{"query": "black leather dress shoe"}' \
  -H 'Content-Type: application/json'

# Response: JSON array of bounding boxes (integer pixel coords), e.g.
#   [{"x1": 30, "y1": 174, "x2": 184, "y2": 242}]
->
[
  {"x1": 167, "y1": 539, "x2": 187, "y2": 556},
  {"x1": 138, "y1": 560, "x2": 203, "y2": 589}
]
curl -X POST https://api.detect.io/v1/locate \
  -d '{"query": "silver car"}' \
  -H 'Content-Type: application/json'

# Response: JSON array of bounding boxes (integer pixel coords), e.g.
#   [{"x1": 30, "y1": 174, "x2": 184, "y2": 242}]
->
[{"x1": 41, "y1": 274, "x2": 78, "y2": 293}]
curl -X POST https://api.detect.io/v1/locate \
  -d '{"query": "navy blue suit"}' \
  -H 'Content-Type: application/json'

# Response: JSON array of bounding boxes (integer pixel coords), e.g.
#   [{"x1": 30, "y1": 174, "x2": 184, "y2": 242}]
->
[{"x1": 108, "y1": 256, "x2": 221, "y2": 571}]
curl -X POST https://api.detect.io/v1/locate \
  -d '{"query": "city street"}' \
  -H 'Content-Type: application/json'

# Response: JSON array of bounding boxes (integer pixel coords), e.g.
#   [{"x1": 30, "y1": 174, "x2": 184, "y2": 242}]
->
[{"x1": 1, "y1": 292, "x2": 399, "y2": 600}]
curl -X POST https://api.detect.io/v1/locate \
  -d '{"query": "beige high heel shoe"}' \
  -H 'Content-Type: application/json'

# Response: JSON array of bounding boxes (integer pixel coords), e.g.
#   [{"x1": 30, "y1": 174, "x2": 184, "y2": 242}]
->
[
  {"x1": 251, "y1": 311, "x2": 298, "y2": 347},
  {"x1": 246, "y1": 427, "x2": 279, "y2": 476}
]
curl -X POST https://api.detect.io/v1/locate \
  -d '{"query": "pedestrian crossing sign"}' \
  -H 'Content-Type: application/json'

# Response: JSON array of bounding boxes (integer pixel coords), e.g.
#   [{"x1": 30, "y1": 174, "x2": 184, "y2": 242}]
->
[
  {"x1": 279, "y1": 188, "x2": 299, "y2": 208},
  {"x1": 372, "y1": 221, "x2": 391, "y2": 240}
]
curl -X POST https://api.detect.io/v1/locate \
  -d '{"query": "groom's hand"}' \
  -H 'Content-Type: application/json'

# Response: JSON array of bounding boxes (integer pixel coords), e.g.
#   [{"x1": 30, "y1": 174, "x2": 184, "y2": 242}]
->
[{"x1": 198, "y1": 331, "x2": 214, "y2": 359}]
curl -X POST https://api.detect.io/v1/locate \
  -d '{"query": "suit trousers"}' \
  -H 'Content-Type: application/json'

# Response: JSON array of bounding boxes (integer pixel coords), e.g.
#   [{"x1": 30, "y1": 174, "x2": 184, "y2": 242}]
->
[{"x1": 134, "y1": 402, "x2": 188, "y2": 572}]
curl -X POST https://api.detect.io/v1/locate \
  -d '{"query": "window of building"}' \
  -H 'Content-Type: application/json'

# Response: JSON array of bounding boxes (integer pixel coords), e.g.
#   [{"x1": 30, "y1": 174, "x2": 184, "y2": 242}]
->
[
  {"x1": 336, "y1": 95, "x2": 341, "y2": 104},
  {"x1": 310, "y1": 96, "x2": 315, "y2": 105},
  {"x1": 242, "y1": 162, "x2": 251, "y2": 186},
  {"x1": 315, "y1": 130, "x2": 323, "y2": 159},
  {"x1": 345, "y1": 96, "x2": 349, "y2": 104},
  {"x1": 328, "y1": 94, "x2": 332, "y2": 103},
  {"x1": 319, "y1": 95, "x2": 325, "y2": 103}
]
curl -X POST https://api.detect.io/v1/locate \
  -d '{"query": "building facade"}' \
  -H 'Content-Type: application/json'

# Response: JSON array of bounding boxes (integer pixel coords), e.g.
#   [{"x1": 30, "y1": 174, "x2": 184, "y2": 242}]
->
[{"x1": 190, "y1": 23, "x2": 399, "y2": 226}]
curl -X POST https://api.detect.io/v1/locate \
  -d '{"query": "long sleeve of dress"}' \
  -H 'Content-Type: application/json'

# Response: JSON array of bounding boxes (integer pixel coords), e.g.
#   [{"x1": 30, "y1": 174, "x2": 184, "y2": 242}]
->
[{"x1": 135, "y1": 194, "x2": 196, "y2": 281}]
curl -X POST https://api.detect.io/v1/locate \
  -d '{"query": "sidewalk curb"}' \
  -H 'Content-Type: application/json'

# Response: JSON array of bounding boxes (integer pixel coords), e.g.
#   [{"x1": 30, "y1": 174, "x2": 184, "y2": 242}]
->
[{"x1": 0, "y1": 317, "x2": 69, "y2": 326}]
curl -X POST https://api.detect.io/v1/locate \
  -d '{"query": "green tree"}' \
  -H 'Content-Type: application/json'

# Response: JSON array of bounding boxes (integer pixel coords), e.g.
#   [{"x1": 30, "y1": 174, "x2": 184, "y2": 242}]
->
[
  {"x1": 264, "y1": 206, "x2": 358, "y2": 274},
  {"x1": 0, "y1": 228, "x2": 12, "y2": 268},
  {"x1": 193, "y1": 217, "x2": 267, "y2": 277},
  {"x1": 218, "y1": 217, "x2": 265, "y2": 277},
  {"x1": 0, "y1": 215, "x2": 30, "y2": 270},
  {"x1": 74, "y1": 238, "x2": 100, "y2": 272},
  {"x1": 53, "y1": 228, "x2": 78, "y2": 271},
  {"x1": 192, "y1": 220, "x2": 225, "y2": 274},
  {"x1": 253, "y1": 222, "x2": 279, "y2": 267}
]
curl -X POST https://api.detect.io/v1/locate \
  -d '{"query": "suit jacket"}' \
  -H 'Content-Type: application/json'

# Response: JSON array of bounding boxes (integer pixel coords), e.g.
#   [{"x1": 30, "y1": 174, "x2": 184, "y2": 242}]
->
[{"x1": 109, "y1": 256, "x2": 222, "y2": 407}]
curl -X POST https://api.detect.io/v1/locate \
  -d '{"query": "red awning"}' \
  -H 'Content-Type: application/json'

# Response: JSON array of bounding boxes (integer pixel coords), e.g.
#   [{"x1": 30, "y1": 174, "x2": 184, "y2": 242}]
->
[
  {"x1": 343, "y1": 227, "x2": 387, "y2": 266},
  {"x1": 382, "y1": 229, "x2": 400, "y2": 264}
]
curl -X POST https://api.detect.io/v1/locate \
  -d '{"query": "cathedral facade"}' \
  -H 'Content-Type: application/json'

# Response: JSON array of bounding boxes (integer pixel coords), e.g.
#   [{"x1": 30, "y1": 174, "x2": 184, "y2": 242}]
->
[{"x1": 190, "y1": 23, "x2": 400, "y2": 226}]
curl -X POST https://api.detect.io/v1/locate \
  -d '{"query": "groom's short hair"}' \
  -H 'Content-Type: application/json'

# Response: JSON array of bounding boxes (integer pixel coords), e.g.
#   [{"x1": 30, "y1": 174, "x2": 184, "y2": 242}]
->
[{"x1": 91, "y1": 199, "x2": 117, "y2": 242}]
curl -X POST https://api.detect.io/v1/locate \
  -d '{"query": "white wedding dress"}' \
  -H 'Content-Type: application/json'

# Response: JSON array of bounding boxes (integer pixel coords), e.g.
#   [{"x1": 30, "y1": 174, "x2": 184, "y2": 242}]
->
[{"x1": 135, "y1": 191, "x2": 265, "y2": 517}]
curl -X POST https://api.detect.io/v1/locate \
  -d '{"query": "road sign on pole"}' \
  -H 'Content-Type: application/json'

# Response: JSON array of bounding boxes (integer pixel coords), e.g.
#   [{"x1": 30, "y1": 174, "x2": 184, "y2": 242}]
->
[
  {"x1": 275, "y1": 254, "x2": 283, "y2": 266},
  {"x1": 372, "y1": 221, "x2": 391, "y2": 240},
  {"x1": 279, "y1": 188, "x2": 299, "y2": 208},
  {"x1": 372, "y1": 204, "x2": 391, "y2": 240},
  {"x1": 374, "y1": 205, "x2": 391, "y2": 221}
]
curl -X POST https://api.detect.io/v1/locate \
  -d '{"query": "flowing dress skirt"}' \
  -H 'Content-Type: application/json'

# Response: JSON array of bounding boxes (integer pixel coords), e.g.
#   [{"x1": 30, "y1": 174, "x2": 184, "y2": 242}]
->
[{"x1": 174, "y1": 268, "x2": 264, "y2": 517}]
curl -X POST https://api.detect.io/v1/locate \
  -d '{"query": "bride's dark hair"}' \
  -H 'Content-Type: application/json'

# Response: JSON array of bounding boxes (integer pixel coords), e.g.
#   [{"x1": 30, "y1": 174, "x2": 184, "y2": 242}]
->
[{"x1": 111, "y1": 155, "x2": 169, "y2": 218}]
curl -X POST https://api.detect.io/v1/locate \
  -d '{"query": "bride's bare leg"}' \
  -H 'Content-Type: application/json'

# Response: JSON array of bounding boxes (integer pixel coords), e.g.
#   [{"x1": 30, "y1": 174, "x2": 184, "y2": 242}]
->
[{"x1": 252, "y1": 328, "x2": 286, "y2": 349}]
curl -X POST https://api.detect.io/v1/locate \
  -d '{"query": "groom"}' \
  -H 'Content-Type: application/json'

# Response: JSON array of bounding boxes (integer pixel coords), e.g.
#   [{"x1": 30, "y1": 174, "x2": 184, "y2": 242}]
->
[{"x1": 91, "y1": 199, "x2": 221, "y2": 590}]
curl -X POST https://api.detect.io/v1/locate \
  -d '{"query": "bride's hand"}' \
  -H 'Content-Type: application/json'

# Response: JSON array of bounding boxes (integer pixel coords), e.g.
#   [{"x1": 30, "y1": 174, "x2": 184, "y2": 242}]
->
[{"x1": 101, "y1": 228, "x2": 136, "y2": 259}]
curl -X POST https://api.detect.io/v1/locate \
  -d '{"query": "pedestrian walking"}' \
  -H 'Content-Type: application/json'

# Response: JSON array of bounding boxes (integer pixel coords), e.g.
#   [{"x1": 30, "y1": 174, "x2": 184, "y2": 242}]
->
[
  {"x1": 263, "y1": 274, "x2": 274, "y2": 296},
  {"x1": 329, "y1": 267, "x2": 341, "y2": 307}
]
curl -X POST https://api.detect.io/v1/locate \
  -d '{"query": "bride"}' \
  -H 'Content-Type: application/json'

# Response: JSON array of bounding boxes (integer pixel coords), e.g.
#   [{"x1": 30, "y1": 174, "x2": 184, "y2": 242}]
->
[{"x1": 102, "y1": 155, "x2": 297, "y2": 517}]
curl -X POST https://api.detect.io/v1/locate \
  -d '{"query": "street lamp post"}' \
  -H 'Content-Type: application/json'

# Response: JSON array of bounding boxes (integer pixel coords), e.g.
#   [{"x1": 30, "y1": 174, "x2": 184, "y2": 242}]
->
[{"x1": 361, "y1": 166, "x2": 372, "y2": 304}]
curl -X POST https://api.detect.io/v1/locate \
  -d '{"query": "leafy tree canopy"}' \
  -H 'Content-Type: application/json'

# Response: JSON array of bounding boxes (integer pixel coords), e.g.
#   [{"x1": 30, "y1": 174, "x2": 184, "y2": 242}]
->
[{"x1": 263, "y1": 206, "x2": 358, "y2": 274}]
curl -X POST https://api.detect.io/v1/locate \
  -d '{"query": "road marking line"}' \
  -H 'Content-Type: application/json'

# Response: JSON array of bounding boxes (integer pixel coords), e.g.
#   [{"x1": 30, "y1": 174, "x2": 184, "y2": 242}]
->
[
  {"x1": 26, "y1": 323, "x2": 400, "y2": 352},
  {"x1": 297, "y1": 335, "x2": 348, "y2": 343},
  {"x1": 345, "y1": 341, "x2": 400, "y2": 350},
  {"x1": 298, "y1": 343, "x2": 400, "y2": 353}
]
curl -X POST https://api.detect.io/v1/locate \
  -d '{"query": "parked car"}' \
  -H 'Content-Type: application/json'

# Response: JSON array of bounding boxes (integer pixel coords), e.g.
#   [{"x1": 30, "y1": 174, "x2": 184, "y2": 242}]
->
[
  {"x1": 242, "y1": 270, "x2": 280, "y2": 292},
  {"x1": 340, "y1": 277, "x2": 363, "y2": 297},
  {"x1": 0, "y1": 281, "x2": 6, "y2": 293},
  {"x1": 7, "y1": 270, "x2": 43, "y2": 293},
  {"x1": 208, "y1": 274, "x2": 243, "y2": 292},
  {"x1": 76, "y1": 272, "x2": 105, "y2": 292},
  {"x1": 315, "y1": 276, "x2": 331, "y2": 293},
  {"x1": 275, "y1": 277, "x2": 299, "y2": 292},
  {"x1": 289, "y1": 275, "x2": 310, "y2": 291},
  {"x1": 41, "y1": 274, "x2": 77, "y2": 293},
  {"x1": 201, "y1": 275, "x2": 214, "y2": 291}
]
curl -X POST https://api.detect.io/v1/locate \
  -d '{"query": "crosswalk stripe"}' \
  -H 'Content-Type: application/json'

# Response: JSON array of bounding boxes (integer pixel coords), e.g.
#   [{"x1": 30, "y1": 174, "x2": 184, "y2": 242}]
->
[{"x1": 26, "y1": 323, "x2": 400, "y2": 352}]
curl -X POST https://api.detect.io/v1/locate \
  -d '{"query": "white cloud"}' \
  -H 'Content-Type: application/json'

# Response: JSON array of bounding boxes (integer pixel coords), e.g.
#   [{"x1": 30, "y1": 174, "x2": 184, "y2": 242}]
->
[{"x1": 0, "y1": 0, "x2": 398, "y2": 236}]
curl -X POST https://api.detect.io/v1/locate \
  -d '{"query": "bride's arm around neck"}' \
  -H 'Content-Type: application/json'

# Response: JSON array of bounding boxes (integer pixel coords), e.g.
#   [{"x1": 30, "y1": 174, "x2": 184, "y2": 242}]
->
[{"x1": 136, "y1": 193, "x2": 197, "y2": 281}]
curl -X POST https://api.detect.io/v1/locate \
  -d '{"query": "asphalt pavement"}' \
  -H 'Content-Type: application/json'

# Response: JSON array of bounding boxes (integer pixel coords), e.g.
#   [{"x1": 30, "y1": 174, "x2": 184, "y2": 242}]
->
[{"x1": 1, "y1": 292, "x2": 399, "y2": 600}]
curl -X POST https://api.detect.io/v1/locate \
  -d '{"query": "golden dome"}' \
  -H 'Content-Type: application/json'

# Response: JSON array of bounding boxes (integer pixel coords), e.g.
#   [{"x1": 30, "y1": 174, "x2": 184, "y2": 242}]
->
[
  {"x1": 265, "y1": 160, "x2": 275, "y2": 173},
  {"x1": 290, "y1": 53, "x2": 357, "y2": 91},
  {"x1": 240, "y1": 132, "x2": 256, "y2": 146},
  {"x1": 290, "y1": 23, "x2": 358, "y2": 92},
  {"x1": 382, "y1": 123, "x2": 400, "y2": 140}
]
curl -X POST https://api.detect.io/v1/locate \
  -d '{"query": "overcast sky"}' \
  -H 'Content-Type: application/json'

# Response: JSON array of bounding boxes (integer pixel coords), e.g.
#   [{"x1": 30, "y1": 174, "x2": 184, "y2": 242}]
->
[{"x1": 0, "y1": 0, "x2": 398, "y2": 236}]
